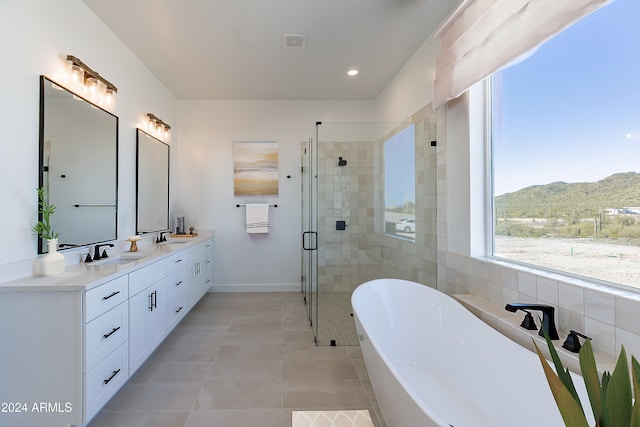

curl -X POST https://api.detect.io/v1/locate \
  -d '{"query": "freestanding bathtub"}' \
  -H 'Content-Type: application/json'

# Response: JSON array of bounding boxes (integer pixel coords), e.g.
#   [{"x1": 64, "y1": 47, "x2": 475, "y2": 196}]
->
[{"x1": 352, "y1": 279, "x2": 592, "y2": 427}]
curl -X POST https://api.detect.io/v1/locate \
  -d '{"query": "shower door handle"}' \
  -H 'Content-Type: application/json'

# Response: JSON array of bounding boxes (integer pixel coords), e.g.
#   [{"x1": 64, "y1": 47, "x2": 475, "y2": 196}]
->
[{"x1": 302, "y1": 231, "x2": 317, "y2": 251}]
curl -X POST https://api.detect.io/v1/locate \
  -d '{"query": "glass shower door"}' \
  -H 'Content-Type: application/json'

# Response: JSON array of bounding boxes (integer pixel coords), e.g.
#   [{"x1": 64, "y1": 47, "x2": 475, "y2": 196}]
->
[
  {"x1": 301, "y1": 133, "x2": 318, "y2": 337},
  {"x1": 303, "y1": 117, "x2": 439, "y2": 346}
]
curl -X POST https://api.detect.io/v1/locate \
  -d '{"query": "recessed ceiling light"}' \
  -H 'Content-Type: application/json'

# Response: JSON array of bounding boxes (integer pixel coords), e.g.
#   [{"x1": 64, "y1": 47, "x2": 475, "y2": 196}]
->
[{"x1": 347, "y1": 69, "x2": 359, "y2": 76}]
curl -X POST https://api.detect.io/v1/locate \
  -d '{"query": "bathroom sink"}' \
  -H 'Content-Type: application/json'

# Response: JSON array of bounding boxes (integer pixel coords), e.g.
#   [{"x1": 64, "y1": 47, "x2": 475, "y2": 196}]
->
[{"x1": 89, "y1": 255, "x2": 145, "y2": 266}]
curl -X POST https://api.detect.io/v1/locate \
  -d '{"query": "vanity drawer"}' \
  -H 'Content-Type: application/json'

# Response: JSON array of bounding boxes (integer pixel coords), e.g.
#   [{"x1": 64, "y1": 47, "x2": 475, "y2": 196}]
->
[
  {"x1": 165, "y1": 265, "x2": 189, "y2": 302},
  {"x1": 84, "y1": 302, "x2": 129, "y2": 372},
  {"x1": 85, "y1": 275, "x2": 128, "y2": 322},
  {"x1": 85, "y1": 341, "x2": 128, "y2": 422},
  {"x1": 129, "y1": 259, "x2": 166, "y2": 296},
  {"x1": 166, "y1": 250, "x2": 191, "y2": 274},
  {"x1": 166, "y1": 292, "x2": 188, "y2": 331},
  {"x1": 194, "y1": 240, "x2": 213, "y2": 257}
]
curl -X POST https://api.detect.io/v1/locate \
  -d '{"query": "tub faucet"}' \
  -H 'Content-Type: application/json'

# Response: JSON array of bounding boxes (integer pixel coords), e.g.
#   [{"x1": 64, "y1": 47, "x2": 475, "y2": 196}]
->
[{"x1": 505, "y1": 303, "x2": 559, "y2": 340}]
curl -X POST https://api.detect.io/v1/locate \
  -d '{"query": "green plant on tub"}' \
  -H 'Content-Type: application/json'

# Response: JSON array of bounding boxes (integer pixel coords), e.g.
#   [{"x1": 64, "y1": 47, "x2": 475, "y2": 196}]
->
[
  {"x1": 534, "y1": 329, "x2": 640, "y2": 427},
  {"x1": 32, "y1": 187, "x2": 59, "y2": 240}
]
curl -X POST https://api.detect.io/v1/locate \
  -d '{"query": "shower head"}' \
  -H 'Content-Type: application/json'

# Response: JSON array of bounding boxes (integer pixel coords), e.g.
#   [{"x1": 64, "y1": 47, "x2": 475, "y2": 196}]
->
[{"x1": 338, "y1": 157, "x2": 347, "y2": 166}]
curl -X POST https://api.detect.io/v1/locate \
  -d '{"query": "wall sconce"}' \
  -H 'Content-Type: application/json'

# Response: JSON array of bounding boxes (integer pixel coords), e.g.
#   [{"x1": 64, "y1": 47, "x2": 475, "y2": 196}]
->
[
  {"x1": 65, "y1": 55, "x2": 117, "y2": 111},
  {"x1": 145, "y1": 113, "x2": 171, "y2": 142}
]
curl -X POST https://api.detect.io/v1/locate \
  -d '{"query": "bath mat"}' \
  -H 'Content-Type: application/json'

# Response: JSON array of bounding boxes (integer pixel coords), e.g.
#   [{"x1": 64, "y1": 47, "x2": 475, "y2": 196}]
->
[{"x1": 292, "y1": 410, "x2": 373, "y2": 427}]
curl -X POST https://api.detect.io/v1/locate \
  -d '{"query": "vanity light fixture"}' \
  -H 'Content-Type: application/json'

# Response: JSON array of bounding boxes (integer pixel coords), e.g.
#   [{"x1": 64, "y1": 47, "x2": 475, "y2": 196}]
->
[
  {"x1": 65, "y1": 55, "x2": 117, "y2": 111},
  {"x1": 145, "y1": 113, "x2": 171, "y2": 142}
]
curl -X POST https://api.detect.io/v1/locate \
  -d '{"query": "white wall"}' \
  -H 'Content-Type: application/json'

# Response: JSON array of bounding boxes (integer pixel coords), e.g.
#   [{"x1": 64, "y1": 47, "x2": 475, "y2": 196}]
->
[
  {"x1": 0, "y1": 0, "x2": 176, "y2": 280},
  {"x1": 172, "y1": 32, "x2": 443, "y2": 291},
  {"x1": 373, "y1": 37, "x2": 440, "y2": 123},
  {"x1": 176, "y1": 100, "x2": 376, "y2": 290}
]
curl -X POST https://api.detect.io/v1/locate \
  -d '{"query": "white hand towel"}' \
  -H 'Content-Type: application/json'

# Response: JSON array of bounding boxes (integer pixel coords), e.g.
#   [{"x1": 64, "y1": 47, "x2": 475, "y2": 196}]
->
[{"x1": 245, "y1": 204, "x2": 269, "y2": 234}]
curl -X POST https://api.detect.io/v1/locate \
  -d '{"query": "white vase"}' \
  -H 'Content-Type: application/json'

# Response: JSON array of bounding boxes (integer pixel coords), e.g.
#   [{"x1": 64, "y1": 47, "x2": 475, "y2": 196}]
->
[{"x1": 36, "y1": 238, "x2": 65, "y2": 276}]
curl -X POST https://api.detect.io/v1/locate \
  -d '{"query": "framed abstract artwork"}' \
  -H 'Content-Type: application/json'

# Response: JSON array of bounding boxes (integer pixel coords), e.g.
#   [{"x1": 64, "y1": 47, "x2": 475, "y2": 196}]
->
[{"x1": 233, "y1": 141, "x2": 279, "y2": 196}]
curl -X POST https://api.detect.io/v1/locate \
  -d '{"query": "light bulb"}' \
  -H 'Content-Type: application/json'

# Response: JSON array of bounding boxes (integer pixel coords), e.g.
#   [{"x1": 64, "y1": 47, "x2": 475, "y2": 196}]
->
[
  {"x1": 68, "y1": 63, "x2": 84, "y2": 93},
  {"x1": 86, "y1": 77, "x2": 99, "y2": 101},
  {"x1": 104, "y1": 88, "x2": 116, "y2": 109}
]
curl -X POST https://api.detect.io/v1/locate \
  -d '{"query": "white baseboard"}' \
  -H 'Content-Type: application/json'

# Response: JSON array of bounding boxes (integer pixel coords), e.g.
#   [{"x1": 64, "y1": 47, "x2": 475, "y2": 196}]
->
[{"x1": 208, "y1": 283, "x2": 300, "y2": 293}]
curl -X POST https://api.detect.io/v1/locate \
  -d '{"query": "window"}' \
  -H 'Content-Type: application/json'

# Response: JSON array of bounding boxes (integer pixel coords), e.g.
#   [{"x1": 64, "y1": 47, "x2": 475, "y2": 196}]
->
[
  {"x1": 491, "y1": 0, "x2": 640, "y2": 289},
  {"x1": 384, "y1": 124, "x2": 416, "y2": 239}
]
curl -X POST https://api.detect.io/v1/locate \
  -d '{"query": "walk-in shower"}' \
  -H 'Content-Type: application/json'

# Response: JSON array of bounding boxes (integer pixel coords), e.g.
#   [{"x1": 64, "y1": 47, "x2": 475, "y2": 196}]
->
[{"x1": 301, "y1": 113, "x2": 439, "y2": 346}]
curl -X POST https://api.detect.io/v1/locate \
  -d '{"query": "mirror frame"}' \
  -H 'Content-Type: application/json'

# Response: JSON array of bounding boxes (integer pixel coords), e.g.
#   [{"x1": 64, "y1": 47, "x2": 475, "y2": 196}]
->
[
  {"x1": 38, "y1": 76, "x2": 119, "y2": 253},
  {"x1": 135, "y1": 128, "x2": 170, "y2": 235}
]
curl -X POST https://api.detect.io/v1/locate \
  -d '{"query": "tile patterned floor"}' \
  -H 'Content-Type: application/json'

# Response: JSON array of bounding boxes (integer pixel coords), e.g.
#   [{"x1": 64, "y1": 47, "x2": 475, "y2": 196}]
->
[
  {"x1": 87, "y1": 292, "x2": 387, "y2": 427},
  {"x1": 316, "y1": 291, "x2": 359, "y2": 346}
]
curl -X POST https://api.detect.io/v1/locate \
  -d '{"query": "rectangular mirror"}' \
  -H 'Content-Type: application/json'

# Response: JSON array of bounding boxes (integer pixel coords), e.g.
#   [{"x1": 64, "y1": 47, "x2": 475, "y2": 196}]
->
[
  {"x1": 39, "y1": 76, "x2": 118, "y2": 253},
  {"x1": 136, "y1": 129, "x2": 169, "y2": 234}
]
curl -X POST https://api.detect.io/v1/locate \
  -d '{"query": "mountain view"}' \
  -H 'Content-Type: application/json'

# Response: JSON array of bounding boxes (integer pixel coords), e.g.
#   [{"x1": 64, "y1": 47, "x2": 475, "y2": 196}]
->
[{"x1": 495, "y1": 172, "x2": 640, "y2": 240}]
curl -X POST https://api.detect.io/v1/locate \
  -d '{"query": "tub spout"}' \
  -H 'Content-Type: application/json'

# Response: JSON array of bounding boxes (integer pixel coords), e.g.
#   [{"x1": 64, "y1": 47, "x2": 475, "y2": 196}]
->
[{"x1": 505, "y1": 303, "x2": 559, "y2": 340}]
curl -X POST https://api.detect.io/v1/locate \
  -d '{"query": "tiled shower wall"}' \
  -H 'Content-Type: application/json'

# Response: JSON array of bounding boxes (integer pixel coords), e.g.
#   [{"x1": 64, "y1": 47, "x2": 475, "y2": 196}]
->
[
  {"x1": 317, "y1": 141, "x2": 381, "y2": 292},
  {"x1": 316, "y1": 103, "x2": 442, "y2": 292}
]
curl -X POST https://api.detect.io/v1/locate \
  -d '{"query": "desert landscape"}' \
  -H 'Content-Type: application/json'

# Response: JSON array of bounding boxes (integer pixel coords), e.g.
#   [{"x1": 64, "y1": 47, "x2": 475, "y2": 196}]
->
[{"x1": 495, "y1": 235, "x2": 640, "y2": 289}]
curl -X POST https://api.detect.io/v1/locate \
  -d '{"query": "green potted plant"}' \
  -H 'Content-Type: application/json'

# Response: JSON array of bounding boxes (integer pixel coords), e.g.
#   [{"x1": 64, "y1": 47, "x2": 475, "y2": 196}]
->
[
  {"x1": 534, "y1": 329, "x2": 640, "y2": 426},
  {"x1": 32, "y1": 187, "x2": 59, "y2": 241},
  {"x1": 32, "y1": 187, "x2": 64, "y2": 276}
]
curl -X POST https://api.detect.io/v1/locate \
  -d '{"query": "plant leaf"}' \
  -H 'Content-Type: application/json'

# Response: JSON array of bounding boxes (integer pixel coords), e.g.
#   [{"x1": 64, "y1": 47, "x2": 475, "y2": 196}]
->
[
  {"x1": 605, "y1": 346, "x2": 632, "y2": 427},
  {"x1": 601, "y1": 371, "x2": 611, "y2": 427},
  {"x1": 630, "y1": 356, "x2": 640, "y2": 427},
  {"x1": 579, "y1": 339, "x2": 603, "y2": 424},
  {"x1": 542, "y1": 322, "x2": 582, "y2": 408},
  {"x1": 533, "y1": 340, "x2": 589, "y2": 427}
]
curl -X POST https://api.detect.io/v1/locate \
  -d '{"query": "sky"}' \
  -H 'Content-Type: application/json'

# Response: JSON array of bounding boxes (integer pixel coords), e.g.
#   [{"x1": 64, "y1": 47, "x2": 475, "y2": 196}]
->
[
  {"x1": 493, "y1": 0, "x2": 640, "y2": 196},
  {"x1": 385, "y1": 124, "x2": 416, "y2": 207}
]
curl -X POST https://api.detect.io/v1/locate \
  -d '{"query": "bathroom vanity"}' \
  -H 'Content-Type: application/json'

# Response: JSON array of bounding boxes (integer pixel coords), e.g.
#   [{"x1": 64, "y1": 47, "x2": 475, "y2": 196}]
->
[{"x1": 0, "y1": 235, "x2": 213, "y2": 427}]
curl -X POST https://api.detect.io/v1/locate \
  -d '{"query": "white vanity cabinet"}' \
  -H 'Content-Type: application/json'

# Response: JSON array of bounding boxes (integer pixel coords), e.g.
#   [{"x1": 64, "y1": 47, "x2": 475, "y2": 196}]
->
[
  {"x1": 165, "y1": 251, "x2": 192, "y2": 331},
  {"x1": 128, "y1": 259, "x2": 167, "y2": 375},
  {"x1": 189, "y1": 240, "x2": 213, "y2": 309},
  {"x1": 83, "y1": 274, "x2": 130, "y2": 421},
  {"x1": 0, "y1": 274, "x2": 130, "y2": 427},
  {"x1": 0, "y1": 235, "x2": 213, "y2": 427}
]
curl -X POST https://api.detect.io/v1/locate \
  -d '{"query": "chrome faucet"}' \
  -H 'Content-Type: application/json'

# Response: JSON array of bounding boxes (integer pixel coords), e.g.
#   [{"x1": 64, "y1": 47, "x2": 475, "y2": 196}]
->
[
  {"x1": 93, "y1": 243, "x2": 115, "y2": 261},
  {"x1": 505, "y1": 303, "x2": 559, "y2": 340}
]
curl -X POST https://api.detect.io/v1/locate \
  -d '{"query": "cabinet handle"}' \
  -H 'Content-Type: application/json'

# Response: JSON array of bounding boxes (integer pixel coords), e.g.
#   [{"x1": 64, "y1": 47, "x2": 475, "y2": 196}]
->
[
  {"x1": 103, "y1": 326, "x2": 121, "y2": 339},
  {"x1": 175, "y1": 306, "x2": 183, "y2": 313},
  {"x1": 148, "y1": 291, "x2": 157, "y2": 311},
  {"x1": 206, "y1": 279, "x2": 211, "y2": 283},
  {"x1": 175, "y1": 258, "x2": 183, "y2": 264},
  {"x1": 102, "y1": 291, "x2": 120, "y2": 301},
  {"x1": 206, "y1": 260, "x2": 211, "y2": 264},
  {"x1": 103, "y1": 368, "x2": 121, "y2": 385},
  {"x1": 175, "y1": 280, "x2": 183, "y2": 287}
]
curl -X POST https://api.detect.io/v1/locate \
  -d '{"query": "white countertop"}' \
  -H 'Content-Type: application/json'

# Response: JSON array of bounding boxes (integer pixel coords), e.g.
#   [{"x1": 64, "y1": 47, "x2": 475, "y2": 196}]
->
[{"x1": 0, "y1": 233, "x2": 212, "y2": 293}]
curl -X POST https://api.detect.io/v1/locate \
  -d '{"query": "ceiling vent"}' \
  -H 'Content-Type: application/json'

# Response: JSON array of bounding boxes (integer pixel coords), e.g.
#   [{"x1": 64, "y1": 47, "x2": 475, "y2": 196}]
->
[{"x1": 283, "y1": 34, "x2": 307, "y2": 48}]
